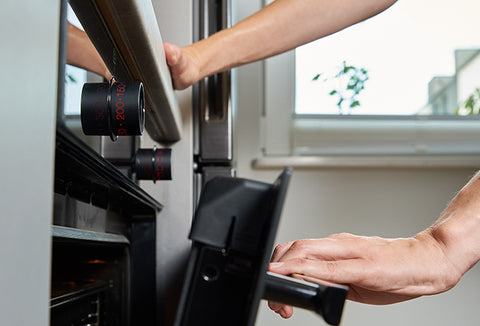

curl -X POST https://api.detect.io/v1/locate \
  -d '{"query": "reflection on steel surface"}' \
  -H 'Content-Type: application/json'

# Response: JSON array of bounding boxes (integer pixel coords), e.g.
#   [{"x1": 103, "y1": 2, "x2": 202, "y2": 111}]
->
[{"x1": 70, "y1": 0, "x2": 182, "y2": 143}]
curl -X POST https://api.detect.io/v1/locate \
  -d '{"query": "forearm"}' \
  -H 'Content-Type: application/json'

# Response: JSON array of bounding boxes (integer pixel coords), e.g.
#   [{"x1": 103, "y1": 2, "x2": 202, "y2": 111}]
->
[
  {"x1": 267, "y1": 171, "x2": 480, "y2": 311},
  {"x1": 188, "y1": 0, "x2": 397, "y2": 79},
  {"x1": 422, "y1": 171, "x2": 480, "y2": 278},
  {"x1": 67, "y1": 23, "x2": 111, "y2": 80}
]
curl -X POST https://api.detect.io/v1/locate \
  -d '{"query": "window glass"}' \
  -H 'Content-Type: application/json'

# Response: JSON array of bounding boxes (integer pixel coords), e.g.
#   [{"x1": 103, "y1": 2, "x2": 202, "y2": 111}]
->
[
  {"x1": 65, "y1": 65, "x2": 87, "y2": 115},
  {"x1": 64, "y1": 5, "x2": 87, "y2": 116},
  {"x1": 295, "y1": 0, "x2": 480, "y2": 116}
]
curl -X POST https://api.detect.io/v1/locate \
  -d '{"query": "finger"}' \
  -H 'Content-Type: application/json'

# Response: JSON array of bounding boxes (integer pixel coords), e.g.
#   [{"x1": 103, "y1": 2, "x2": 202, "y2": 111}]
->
[
  {"x1": 163, "y1": 43, "x2": 198, "y2": 90},
  {"x1": 277, "y1": 238, "x2": 362, "y2": 263},
  {"x1": 271, "y1": 241, "x2": 294, "y2": 262},
  {"x1": 267, "y1": 301, "x2": 294, "y2": 318},
  {"x1": 280, "y1": 305, "x2": 294, "y2": 318},
  {"x1": 163, "y1": 42, "x2": 180, "y2": 66},
  {"x1": 267, "y1": 301, "x2": 284, "y2": 312},
  {"x1": 270, "y1": 258, "x2": 369, "y2": 285},
  {"x1": 290, "y1": 273, "x2": 340, "y2": 288}
]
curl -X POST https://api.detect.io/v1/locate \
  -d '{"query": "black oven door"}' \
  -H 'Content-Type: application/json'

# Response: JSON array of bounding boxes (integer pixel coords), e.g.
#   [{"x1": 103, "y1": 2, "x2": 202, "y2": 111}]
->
[{"x1": 174, "y1": 168, "x2": 348, "y2": 326}]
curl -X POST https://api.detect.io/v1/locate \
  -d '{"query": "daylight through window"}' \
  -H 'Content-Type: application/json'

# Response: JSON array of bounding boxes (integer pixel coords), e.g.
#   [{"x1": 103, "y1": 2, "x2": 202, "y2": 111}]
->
[{"x1": 295, "y1": 0, "x2": 480, "y2": 117}]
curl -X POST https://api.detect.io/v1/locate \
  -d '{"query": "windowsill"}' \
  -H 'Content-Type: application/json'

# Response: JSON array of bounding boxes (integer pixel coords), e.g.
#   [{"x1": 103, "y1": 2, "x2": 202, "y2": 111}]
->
[
  {"x1": 252, "y1": 155, "x2": 480, "y2": 170},
  {"x1": 291, "y1": 117, "x2": 480, "y2": 157}
]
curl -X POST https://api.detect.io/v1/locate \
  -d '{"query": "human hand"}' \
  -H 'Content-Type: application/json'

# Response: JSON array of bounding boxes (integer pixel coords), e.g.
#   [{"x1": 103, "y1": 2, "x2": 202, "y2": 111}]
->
[
  {"x1": 163, "y1": 43, "x2": 201, "y2": 90},
  {"x1": 268, "y1": 232, "x2": 462, "y2": 318}
]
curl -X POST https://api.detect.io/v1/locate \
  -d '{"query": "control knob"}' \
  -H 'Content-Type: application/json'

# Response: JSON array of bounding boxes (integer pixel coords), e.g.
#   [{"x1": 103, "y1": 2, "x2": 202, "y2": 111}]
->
[{"x1": 81, "y1": 80, "x2": 145, "y2": 141}]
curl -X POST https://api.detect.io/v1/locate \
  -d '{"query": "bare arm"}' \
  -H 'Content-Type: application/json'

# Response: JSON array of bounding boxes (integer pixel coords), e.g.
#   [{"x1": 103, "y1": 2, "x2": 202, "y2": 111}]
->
[
  {"x1": 164, "y1": 0, "x2": 397, "y2": 89},
  {"x1": 424, "y1": 172, "x2": 480, "y2": 278},
  {"x1": 67, "y1": 23, "x2": 111, "y2": 80},
  {"x1": 268, "y1": 171, "x2": 480, "y2": 318}
]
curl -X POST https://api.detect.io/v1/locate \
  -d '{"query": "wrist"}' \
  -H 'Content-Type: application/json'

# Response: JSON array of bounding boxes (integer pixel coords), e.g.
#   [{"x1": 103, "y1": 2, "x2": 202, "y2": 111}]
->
[
  {"x1": 187, "y1": 29, "x2": 235, "y2": 81},
  {"x1": 414, "y1": 229, "x2": 463, "y2": 294},
  {"x1": 417, "y1": 171, "x2": 480, "y2": 289},
  {"x1": 414, "y1": 229, "x2": 463, "y2": 295}
]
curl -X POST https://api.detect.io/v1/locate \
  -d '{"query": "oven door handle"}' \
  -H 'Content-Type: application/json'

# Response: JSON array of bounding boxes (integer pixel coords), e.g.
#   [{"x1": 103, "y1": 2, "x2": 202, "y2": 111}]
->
[{"x1": 264, "y1": 271, "x2": 348, "y2": 326}]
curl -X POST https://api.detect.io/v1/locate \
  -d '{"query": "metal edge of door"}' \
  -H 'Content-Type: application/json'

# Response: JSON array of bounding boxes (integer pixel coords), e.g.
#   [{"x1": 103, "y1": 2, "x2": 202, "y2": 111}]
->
[{"x1": 69, "y1": 0, "x2": 182, "y2": 144}]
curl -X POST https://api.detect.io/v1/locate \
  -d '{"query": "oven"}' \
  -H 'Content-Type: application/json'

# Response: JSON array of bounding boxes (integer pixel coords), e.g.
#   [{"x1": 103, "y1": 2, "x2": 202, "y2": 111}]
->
[
  {"x1": 1, "y1": 1, "x2": 347, "y2": 325},
  {"x1": 51, "y1": 0, "x2": 180, "y2": 324},
  {"x1": 191, "y1": 0, "x2": 236, "y2": 210}
]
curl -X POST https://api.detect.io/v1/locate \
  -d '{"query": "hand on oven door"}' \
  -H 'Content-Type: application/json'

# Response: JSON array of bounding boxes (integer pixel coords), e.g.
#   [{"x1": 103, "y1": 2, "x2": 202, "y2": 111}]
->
[{"x1": 164, "y1": 42, "x2": 201, "y2": 90}]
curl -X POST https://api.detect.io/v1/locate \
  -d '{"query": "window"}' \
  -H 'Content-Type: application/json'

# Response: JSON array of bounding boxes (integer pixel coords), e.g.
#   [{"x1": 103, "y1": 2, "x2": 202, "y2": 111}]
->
[
  {"x1": 295, "y1": 0, "x2": 480, "y2": 117},
  {"x1": 64, "y1": 5, "x2": 87, "y2": 116},
  {"x1": 261, "y1": 0, "x2": 480, "y2": 160},
  {"x1": 65, "y1": 64, "x2": 87, "y2": 115}
]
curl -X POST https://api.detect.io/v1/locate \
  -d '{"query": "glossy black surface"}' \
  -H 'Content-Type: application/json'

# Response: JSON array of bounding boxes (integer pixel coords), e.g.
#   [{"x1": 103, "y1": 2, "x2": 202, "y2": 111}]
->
[
  {"x1": 174, "y1": 168, "x2": 292, "y2": 326},
  {"x1": 81, "y1": 81, "x2": 145, "y2": 140},
  {"x1": 55, "y1": 125, "x2": 162, "y2": 221},
  {"x1": 264, "y1": 272, "x2": 348, "y2": 326}
]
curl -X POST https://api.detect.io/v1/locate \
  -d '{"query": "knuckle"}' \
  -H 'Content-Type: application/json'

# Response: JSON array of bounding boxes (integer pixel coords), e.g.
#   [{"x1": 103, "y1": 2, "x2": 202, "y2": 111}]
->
[
  {"x1": 325, "y1": 261, "x2": 337, "y2": 275},
  {"x1": 329, "y1": 232, "x2": 353, "y2": 239},
  {"x1": 271, "y1": 241, "x2": 292, "y2": 261},
  {"x1": 276, "y1": 242, "x2": 289, "y2": 251},
  {"x1": 294, "y1": 258, "x2": 307, "y2": 267},
  {"x1": 290, "y1": 239, "x2": 309, "y2": 251},
  {"x1": 273, "y1": 242, "x2": 287, "y2": 255}
]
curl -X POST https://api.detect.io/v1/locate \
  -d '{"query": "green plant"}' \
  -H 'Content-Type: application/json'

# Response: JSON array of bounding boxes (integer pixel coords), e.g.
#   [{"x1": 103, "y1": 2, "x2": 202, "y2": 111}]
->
[
  {"x1": 66, "y1": 73, "x2": 77, "y2": 84},
  {"x1": 456, "y1": 88, "x2": 480, "y2": 115},
  {"x1": 313, "y1": 61, "x2": 369, "y2": 114}
]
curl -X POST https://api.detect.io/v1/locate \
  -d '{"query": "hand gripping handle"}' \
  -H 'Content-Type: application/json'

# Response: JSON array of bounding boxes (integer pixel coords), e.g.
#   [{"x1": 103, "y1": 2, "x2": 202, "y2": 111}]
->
[{"x1": 263, "y1": 272, "x2": 348, "y2": 325}]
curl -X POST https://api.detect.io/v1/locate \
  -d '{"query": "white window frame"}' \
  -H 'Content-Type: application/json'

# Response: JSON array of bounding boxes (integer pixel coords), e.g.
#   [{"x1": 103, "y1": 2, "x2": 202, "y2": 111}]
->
[{"x1": 259, "y1": 49, "x2": 480, "y2": 168}]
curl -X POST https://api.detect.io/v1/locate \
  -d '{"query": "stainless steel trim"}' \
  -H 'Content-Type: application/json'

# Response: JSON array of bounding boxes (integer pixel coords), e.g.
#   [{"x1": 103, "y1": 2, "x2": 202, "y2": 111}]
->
[
  {"x1": 195, "y1": 0, "x2": 233, "y2": 162},
  {"x1": 70, "y1": 0, "x2": 182, "y2": 143}
]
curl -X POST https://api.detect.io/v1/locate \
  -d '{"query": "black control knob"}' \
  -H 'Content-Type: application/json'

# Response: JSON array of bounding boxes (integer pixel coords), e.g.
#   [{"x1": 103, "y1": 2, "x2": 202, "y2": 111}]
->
[
  {"x1": 81, "y1": 80, "x2": 145, "y2": 141},
  {"x1": 134, "y1": 147, "x2": 172, "y2": 182}
]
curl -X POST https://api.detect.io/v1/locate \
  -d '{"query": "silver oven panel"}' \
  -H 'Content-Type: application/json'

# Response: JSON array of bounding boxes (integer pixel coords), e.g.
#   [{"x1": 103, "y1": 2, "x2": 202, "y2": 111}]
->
[{"x1": 194, "y1": 0, "x2": 233, "y2": 163}]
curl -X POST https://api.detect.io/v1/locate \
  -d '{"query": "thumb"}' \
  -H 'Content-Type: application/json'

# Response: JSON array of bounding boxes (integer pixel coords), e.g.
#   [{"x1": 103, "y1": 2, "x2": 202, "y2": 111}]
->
[{"x1": 163, "y1": 42, "x2": 180, "y2": 66}]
